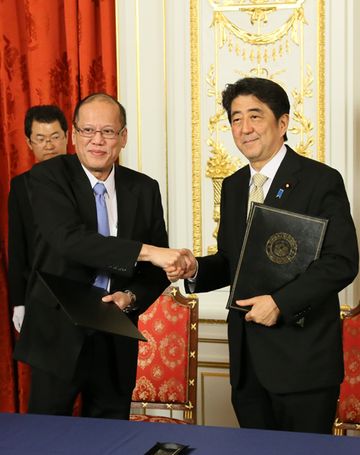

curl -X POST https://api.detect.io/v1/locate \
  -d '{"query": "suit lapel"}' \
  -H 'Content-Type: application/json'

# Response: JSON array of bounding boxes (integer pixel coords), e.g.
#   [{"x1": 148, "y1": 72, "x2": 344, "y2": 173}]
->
[
  {"x1": 67, "y1": 158, "x2": 138, "y2": 237},
  {"x1": 265, "y1": 146, "x2": 300, "y2": 208},
  {"x1": 237, "y1": 166, "x2": 251, "y2": 225},
  {"x1": 225, "y1": 165, "x2": 250, "y2": 248},
  {"x1": 68, "y1": 155, "x2": 98, "y2": 230},
  {"x1": 114, "y1": 166, "x2": 138, "y2": 239}
]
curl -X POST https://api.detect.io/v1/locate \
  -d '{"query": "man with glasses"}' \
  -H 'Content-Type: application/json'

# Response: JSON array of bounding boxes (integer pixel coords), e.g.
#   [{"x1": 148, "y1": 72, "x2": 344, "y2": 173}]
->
[
  {"x1": 13, "y1": 93, "x2": 190, "y2": 419},
  {"x1": 8, "y1": 105, "x2": 68, "y2": 333}
]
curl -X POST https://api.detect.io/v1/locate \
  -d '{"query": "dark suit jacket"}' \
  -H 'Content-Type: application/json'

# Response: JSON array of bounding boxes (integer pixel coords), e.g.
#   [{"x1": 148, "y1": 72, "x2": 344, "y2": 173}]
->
[
  {"x1": 189, "y1": 146, "x2": 358, "y2": 394},
  {"x1": 14, "y1": 154, "x2": 169, "y2": 391},
  {"x1": 8, "y1": 172, "x2": 35, "y2": 308}
]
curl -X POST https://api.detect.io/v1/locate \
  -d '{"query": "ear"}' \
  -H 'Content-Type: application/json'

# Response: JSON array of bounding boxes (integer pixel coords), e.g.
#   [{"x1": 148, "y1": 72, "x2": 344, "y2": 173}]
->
[
  {"x1": 71, "y1": 127, "x2": 76, "y2": 146},
  {"x1": 279, "y1": 113, "x2": 289, "y2": 137},
  {"x1": 64, "y1": 131, "x2": 69, "y2": 145},
  {"x1": 26, "y1": 137, "x2": 33, "y2": 150},
  {"x1": 119, "y1": 127, "x2": 128, "y2": 148}
]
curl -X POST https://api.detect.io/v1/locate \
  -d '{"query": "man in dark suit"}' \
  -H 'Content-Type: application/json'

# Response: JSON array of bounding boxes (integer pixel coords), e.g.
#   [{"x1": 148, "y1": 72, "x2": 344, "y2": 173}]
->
[
  {"x1": 169, "y1": 77, "x2": 359, "y2": 433},
  {"x1": 13, "y1": 93, "x2": 187, "y2": 419},
  {"x1": 8, "y1": 105, "x2": 68, "y2": 332}
]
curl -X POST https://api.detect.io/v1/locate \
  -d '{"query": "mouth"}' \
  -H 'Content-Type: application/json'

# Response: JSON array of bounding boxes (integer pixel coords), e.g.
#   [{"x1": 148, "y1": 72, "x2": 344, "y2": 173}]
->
[
  {"x1": 44, "y1": 151, "x2": 59, "y2": 157},
  {"x1": 88, "y1": 149, "x2": 107, "y2": 157},
  {"x1": 242, "y1": 137, "x2": 259, "y2": 145}
]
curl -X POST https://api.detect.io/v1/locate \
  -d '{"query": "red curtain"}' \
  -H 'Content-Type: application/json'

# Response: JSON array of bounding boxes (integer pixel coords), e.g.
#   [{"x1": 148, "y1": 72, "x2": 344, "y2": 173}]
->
[{"x1": 0, "y1": 0, "x2": 117, "y2": 413}]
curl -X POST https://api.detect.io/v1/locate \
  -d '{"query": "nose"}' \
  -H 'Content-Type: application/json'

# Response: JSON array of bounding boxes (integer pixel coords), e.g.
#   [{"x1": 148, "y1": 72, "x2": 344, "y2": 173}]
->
[
  {"x1": 91, "y1": 130, "x2": 105, "y2": 144},
  {"x1": 44, "y1": 139, "x2": 55, "y2": 148},
  {"x1": 241, "y1": 117, "x2": 253, "y2": 134}
]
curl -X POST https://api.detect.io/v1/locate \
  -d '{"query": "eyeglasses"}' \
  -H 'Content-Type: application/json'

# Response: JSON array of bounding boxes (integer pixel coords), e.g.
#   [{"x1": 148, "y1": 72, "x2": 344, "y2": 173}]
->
[
  {"x1": 74, "y1": 124, "x2": 126, "y2": 140},
  {"x1": 30, "y1": 134, "x2": 66, "y2": 145}
]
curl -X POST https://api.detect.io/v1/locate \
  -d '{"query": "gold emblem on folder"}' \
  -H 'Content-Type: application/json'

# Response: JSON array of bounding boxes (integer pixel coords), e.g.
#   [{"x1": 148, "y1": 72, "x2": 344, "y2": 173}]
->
[{"x1": 266, "y1": 232, "x2": 297, "y2": 264}]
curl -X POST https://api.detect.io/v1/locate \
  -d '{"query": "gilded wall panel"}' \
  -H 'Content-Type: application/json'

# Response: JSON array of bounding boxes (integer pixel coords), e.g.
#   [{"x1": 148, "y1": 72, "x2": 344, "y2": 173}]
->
[{"x1": 191, "y1": 0, "x2": 324, "y2": 254}]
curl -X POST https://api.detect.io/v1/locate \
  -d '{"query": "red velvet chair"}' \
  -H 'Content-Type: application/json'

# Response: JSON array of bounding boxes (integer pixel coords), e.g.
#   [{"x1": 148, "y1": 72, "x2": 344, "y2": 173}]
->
[
  {"x1": 130, "y1": 287, "x2": 198, "y2": 424},
  {"x1": 333, "y1": 304, "x2": 360, "y2": 435}
]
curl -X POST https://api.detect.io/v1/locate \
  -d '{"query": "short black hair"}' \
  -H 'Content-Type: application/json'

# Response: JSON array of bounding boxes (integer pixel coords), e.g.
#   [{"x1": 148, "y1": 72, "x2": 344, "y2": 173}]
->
[
  {"x1": 222, "y1": 77, "x2": 290, "y2": 141},
  {"x1": 24, "y1": 105, "x2": 68, "y2": 138},
  {"x1": 72, "y1": 93, "x2": 126, "y2": 127}
]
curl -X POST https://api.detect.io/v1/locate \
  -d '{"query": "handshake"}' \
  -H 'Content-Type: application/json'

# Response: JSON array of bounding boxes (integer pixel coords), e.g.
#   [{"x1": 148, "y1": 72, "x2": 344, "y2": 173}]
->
[{"x1": 139, "y1": 244, "x2": 197, "y2": 282}]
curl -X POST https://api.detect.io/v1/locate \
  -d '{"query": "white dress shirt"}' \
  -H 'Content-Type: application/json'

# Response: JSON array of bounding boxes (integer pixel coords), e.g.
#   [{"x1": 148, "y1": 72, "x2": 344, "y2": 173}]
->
[
  {"x1": 249, "y1": 144, "x2": 287, "y2": 198},
  {"x1": 81, "y1": 164, "x2": 118, "y2": 236}
]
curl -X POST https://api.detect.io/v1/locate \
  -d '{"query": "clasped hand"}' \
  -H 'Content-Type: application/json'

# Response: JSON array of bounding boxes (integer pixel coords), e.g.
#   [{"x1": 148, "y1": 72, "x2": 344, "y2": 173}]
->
[
  {"x1": 163, "y1": 248, "x2": 197, "y2": 282},
  {"x1": 139, "y1": 244, "x2": 197, "y2": 282}
]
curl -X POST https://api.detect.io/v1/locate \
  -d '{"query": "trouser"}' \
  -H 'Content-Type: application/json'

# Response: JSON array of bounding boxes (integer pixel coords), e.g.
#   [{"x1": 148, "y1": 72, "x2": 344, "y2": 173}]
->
[
  {"x1": 28, "y1": 332, "x2": 132, "y2": 419},
  {"x1": 231, "y1": 335, "x2": 339, "y2": 434}
]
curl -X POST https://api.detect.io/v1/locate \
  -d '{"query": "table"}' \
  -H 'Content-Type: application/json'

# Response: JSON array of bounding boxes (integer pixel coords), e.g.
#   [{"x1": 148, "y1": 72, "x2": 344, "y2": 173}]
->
[{"x1": 1, "y1": 412, "x2": 359, "y2": 454}]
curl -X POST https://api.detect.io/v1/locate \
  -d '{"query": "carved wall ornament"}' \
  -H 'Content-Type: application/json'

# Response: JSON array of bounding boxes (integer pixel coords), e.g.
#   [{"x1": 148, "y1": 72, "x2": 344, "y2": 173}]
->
[{"x1": 191, "y1": 0, "x2": 324, "y2": 254}]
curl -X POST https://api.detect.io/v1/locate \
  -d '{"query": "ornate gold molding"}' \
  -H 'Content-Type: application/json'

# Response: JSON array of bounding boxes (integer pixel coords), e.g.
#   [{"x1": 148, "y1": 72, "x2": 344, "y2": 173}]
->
[
  {"x1": 206, "y1": 138, "x2": 241, "y2": 253},
  {"x1": 190, "y1": 0, "x2": 325, "y2": 254},
  {"x1": 317, "y1": 0, "x2": 325, "y2": 162},
  {"x1": 212, "y1": 7, "x2": 306, "y2": 47},
  {"x1": 288, "y1": 64, "x2": 315, "y2": 157},
  {"x1": 208, "y1": 0, "x2": 305, "y2": 9},
  {"x1": 190, "y1": 0, "x2": 202, "y2": 256},
  {"x1": 199, "y1": 337, "x2": 228, "y2": 344},
  {"x1": 199, "y1": 318, "x2": 227, "y2": 323}
]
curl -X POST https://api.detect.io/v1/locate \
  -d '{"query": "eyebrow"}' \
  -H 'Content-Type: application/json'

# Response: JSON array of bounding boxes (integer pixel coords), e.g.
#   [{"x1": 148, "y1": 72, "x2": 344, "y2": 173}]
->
[
  {"x1": 34, "y1": 132, "x2": 61, "y2": 137},
  {"x1": 231, "y1": 107, "x2": 263, "y2": 118},
  {"x1": 78, "y1": 123, "x2": 117, "y2": 128}
]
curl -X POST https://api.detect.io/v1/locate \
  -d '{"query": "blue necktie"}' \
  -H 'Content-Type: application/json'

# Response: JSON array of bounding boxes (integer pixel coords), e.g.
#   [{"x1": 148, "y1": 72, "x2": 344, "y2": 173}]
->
[{"x1": 93, "y1": 182, "x2": 110, "y2": 290}]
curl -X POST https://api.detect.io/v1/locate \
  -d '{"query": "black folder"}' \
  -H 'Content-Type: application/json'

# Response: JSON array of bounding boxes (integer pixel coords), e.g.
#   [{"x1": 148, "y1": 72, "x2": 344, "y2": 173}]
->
[
  {"x1": 226, "y1": 203, "x2": 328, "y2": 311},
  {"x1": 38, "y1": 271, "x2": 146, "y2": 341}
]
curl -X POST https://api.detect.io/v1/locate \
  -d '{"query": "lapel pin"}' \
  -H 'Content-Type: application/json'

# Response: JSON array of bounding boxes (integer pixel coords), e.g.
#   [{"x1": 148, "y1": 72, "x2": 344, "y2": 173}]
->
[
  {"x1": 276, "y1": 183, "x2": 291, "y2": 199},
  {"x1": 276, "y1": 188, "x2": 284, "y2": 199}
]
